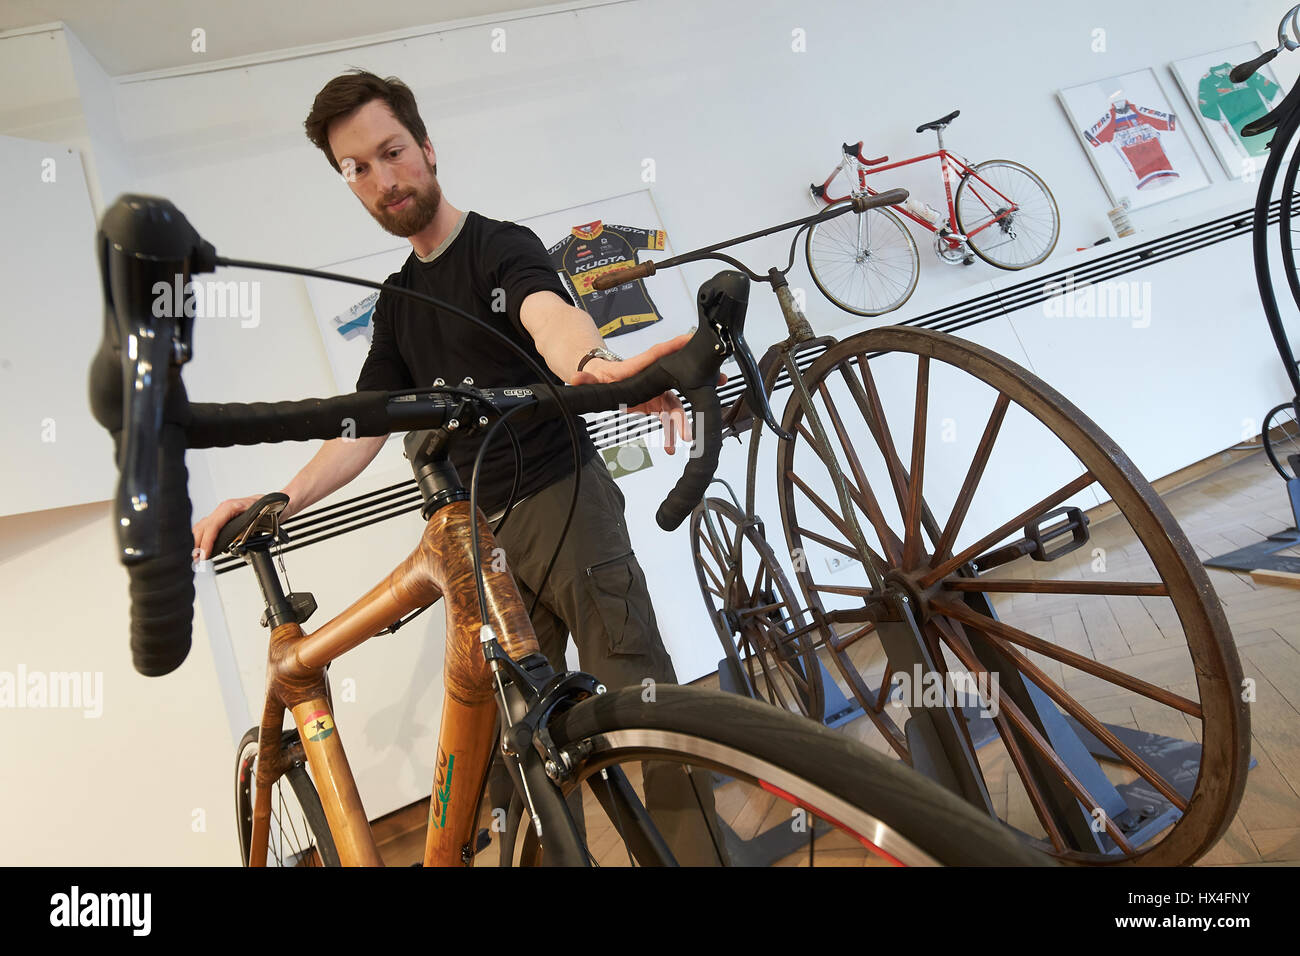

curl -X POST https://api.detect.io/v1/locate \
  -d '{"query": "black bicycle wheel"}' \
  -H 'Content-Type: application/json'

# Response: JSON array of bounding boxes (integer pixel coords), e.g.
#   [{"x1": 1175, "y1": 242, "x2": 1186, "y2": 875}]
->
[
  {"x1": 236, "y1": 727, "x2": 340, "y2": 867},
  {"x1": 1263, "y1": 401, "x2": 1300, "y2": 479},
  {"x1": 1273, "y1": 136, "x2": 1300, "y2": 390},
  {"x1": 510, "y1": 686, "x2": 1051, "y2": 866}
]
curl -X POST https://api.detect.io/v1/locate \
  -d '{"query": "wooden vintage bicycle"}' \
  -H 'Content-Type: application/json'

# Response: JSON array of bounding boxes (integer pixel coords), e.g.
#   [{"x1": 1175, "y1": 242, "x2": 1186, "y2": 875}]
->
[
  {"x1": 89, "y1": 192, "x2": 1047, "y2": 867},
  {"x1": 596, "y1": 195, "x2": 1251, "y2": 865}
]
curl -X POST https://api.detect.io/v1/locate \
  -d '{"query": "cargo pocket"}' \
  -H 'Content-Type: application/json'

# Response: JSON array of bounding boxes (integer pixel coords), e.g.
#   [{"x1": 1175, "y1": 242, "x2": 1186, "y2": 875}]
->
[{"x1": 584, "y1": 551, "x2": 652, "y2": 657}]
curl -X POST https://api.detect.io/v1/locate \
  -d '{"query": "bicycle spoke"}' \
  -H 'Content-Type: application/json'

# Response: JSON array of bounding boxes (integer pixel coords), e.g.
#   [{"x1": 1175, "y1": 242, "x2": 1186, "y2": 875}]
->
[
  {"x1": 930, "y1": 394, "x2": 1010, "y2": 566},
  {"x1": 902, "y1": 355, "x2": 929, "y2": 569},
  {"x1": 929, "y1": 597, "x2": 1202, "y2": 717},
  {"x1": 919, "y1": 471, "x2": 1096, "y2": 587},
  {"x1": 926, "y1": 625, "x2": 1135, "y2": 853},
  {"x1": 933, "y1": 601, "x2": 1190, "y2": 813},
  {"x1": 929, "y1": 616, "x2": 1070, "y2": 853}
]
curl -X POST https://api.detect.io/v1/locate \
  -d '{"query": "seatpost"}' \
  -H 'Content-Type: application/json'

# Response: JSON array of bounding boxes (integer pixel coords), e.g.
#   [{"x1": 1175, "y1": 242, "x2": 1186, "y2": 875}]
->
[
  {"x1": 768, "y1": 267, "x2": 815, "y2": 346},
  {"x1": 936, "y1": 127, "x2": 945, "y2": 150}
]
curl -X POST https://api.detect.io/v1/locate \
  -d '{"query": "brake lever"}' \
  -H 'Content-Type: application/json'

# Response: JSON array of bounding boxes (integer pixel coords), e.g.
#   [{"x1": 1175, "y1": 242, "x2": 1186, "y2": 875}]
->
[{"x1": 681, "y1": 271, "x2": 793, "y2": 442}]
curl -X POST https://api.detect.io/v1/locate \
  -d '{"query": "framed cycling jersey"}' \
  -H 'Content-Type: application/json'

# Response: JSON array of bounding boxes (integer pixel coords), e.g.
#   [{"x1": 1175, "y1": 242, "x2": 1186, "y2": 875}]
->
[
  {"x1": 519, "y1": 188, "x2": 696, "y2": 355},
  {"x1": 1060, "y1": 67, "x2": 1211, "y2": 213},
  {"x1": 1171, "y1": 42, "x2": 1285, "y2": 181}
]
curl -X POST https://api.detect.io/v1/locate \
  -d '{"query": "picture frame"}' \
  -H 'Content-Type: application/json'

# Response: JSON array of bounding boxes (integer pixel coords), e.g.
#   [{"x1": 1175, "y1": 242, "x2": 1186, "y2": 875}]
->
[
  {"x1": 1059, "y1": 67, "x2": 1212, "y2": 212},
  {"x1": 1170, "y1": 42, "x2": 1285, "y2": 181}
]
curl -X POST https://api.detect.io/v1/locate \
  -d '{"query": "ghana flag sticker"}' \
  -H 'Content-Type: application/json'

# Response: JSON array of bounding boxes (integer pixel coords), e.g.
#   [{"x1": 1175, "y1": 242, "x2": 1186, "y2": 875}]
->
[{"x1": 304, "y1": 710, "x2": 335, "y2": 742}]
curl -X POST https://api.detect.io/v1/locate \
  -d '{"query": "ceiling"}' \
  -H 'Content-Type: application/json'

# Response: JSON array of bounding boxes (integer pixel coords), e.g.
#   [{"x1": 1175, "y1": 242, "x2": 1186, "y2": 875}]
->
[{"x1": 0, "y1": 0, "x2": 584, "y2": 76}]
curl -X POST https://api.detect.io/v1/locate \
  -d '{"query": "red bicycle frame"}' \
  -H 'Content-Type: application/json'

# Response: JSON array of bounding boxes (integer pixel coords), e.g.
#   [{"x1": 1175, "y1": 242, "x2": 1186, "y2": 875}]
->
[{"x1": 815, "y1": 144, "x2": 1018, "y2": 249}]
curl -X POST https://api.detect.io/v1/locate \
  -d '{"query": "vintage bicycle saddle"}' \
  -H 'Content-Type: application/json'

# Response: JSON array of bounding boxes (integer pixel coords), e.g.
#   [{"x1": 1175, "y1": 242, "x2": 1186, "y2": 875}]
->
[
  {"x1": 213, "y1": 492, "x2": 290, "y2": 556},
  {"x1": 916, "y1": 109, "x2": 960, "y2": 134}
]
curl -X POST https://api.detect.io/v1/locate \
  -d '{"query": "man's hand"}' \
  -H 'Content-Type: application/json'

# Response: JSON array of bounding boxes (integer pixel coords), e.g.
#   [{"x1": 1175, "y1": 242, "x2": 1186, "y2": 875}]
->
[
  {"x1": 192, "y1": 494, "x2": 264, "y2": 564},
  {"x1": 569, "y1": 332, "x2": 727, "y2": 456}
]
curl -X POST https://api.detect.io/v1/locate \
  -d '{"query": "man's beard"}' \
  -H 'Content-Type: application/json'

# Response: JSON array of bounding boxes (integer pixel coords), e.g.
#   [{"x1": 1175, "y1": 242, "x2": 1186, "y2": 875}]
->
[{"x1": 370, "y1": 164, "x2": 441, "y2": 237}]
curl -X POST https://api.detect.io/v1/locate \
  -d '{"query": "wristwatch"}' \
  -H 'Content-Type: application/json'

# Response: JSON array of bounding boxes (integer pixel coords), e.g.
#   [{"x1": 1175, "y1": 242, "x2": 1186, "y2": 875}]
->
[{"x1": 577, "y1": 346, "x2": 623, "y2": 372}]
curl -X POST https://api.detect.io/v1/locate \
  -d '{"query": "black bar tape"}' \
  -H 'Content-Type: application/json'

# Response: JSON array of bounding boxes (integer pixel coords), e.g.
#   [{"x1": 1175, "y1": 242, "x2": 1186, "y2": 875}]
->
[
  {"x1": 530, "y1": 365, "x2": 676, "y2": 418},
  {"x1": 186, "y1": 392, "x2": 391, "y2": 447},
  {"x1": 656, "y1": 385, "x2": 722, "y2": 531},
  {"x1": 127, "y1": 421, "x2": 194, "y2": 676}
]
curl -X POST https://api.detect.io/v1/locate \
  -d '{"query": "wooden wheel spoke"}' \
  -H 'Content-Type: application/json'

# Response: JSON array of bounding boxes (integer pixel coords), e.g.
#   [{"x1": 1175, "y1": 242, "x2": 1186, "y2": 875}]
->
[
  {"x1": 927, "y1": 621, "x2": 1136, "y2": 853},
  {"x1": 942, "y1": 578, "x2": 1169, "y2": 597},
  {"x1": 919, "y1": 471, "x2": 1096, "y2": 587},
  {"x1": 850, "y1": 355, "x2": 912, "y2": 520},
  {"x1": 801, "y1": 381, "x2": 905, "y2": 566},
  {"x1": 931, "y1": 394, "x2": 1010, "y2": 568},
  {"x1": 699, "y1": 559, "x2": 726, "y2": 596},
  {"x1": 788, "y1": 472, "x2": 859, "y2": 544},
  {"x1": 932, "y1": 599, "x2": 1192, "y2": 813},
  {"x1": 929, "y1": 616, "x2": 1070, "y2": 853},
  {"x1": 902, "y1": 355, "x2": 929, "y2": 569},
  {"x1": 809, "y1": 582, "x2": 876, "y2": 597},
  {"x1": 930, "y1": 598, "x2": 1201, "y2": 718},
  {"x1": 736, "y1": 600, "x2": 785, "y2": 617},
  {"x1": 793, "y1": 524, "x2": 859, "y2": 560}
]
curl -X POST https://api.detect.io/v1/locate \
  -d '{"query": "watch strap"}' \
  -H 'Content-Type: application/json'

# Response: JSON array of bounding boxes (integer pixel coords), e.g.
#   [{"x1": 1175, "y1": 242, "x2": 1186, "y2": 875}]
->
[{"x1": 577, "y1": 347, "x2": 623, "y2": 372}]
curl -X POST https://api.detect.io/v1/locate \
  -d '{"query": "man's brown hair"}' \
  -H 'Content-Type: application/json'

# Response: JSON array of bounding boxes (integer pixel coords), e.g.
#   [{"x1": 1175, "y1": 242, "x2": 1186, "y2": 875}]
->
[{"x1": 303, "y1": 69, "x2": 433, "y2": 175}]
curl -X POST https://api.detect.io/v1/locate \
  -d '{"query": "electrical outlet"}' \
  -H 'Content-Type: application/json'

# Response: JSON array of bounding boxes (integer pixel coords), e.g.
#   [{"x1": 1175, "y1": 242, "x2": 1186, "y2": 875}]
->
[{"x1": 825, "y1": 554, "x2": 858, "y2": 574}]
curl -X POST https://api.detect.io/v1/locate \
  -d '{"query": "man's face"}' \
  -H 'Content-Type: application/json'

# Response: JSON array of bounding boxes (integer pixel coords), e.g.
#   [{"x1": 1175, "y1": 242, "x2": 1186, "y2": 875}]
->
[{"x1": 329, "y1": 99, "x2": 441, "y2": 238}]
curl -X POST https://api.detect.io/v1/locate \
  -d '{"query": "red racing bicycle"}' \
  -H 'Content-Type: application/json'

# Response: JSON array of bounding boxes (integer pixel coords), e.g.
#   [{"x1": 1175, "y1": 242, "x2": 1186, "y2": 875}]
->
[{"x1": 808, "y1": 110, "x2": 1060, "y2": 316}]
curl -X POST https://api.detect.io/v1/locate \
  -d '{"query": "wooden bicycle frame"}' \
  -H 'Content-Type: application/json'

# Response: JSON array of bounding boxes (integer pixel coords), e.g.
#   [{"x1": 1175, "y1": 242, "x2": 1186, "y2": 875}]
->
[
  {"x1": 816, "y1": 149, "x2": 1017, "y2": 246},
  {"x1": 247, "y1": 500, "x2": 536, "y2": 867}
]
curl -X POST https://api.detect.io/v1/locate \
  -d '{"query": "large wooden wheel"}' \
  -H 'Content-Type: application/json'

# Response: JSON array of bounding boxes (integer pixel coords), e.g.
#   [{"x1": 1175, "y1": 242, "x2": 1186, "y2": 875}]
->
[
  {"x1": 776, "y1": 327, "x2": 1250, "y2": 865},
  {"x1": 690, "y1": 497, "x2": 826, "y2": 720}
]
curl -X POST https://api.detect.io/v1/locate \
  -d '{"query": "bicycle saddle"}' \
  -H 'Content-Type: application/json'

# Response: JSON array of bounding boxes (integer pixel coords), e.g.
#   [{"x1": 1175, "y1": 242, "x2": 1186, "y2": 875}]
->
[
  {"x1": 916, "y1": 110, "x2": 960, "y2": 134},
  {"x1": 213, "y1": 492, "x2": 290, "y2": 556}
]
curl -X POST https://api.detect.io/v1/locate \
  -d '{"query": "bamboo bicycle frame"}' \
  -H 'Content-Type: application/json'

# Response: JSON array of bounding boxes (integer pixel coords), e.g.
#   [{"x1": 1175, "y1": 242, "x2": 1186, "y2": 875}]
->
[{"x1": 247, "y1": 501, "x2": 536, "y2": 867}]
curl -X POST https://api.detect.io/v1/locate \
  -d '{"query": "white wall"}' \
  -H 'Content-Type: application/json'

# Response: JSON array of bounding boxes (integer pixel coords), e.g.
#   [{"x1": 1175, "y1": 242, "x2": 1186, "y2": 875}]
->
[{"x1": 2, "y1": 0, "x2": 1296, "y2": 860}]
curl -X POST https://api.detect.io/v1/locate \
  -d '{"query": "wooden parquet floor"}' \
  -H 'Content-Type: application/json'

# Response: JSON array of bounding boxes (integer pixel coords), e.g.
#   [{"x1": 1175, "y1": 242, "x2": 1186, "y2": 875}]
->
[{"x1": 369, "y1": 449, "x2": 1300, "y2": 867}]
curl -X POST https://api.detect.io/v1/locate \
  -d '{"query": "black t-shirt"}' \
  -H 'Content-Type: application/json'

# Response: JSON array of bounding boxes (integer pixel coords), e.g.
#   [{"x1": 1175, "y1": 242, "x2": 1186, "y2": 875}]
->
[{"x1": 355, "y1": 211, "x2": 598, "y2": 514}]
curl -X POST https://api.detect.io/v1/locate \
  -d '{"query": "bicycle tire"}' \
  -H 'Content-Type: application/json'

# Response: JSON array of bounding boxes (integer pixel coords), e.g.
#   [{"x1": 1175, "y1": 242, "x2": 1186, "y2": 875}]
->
[
  {"x1": 805, "y1": 199, "x2": 920, "y2": 317},
  {"x1": 955, "y1": 160, "x2": 1059, "y2": 270},
  {"x1": 516, "y1": 685, "x2": 1051, "y2": 866},
  {"x1": 1262, "y1": 401, "x2": 1300, "y2": 479},
  {"x1": 1272, "y1": 132, "x2": 1300, "y2": 386},
  {"x1": 236, "y1": 727, "x2": 340, "y2": 867}
]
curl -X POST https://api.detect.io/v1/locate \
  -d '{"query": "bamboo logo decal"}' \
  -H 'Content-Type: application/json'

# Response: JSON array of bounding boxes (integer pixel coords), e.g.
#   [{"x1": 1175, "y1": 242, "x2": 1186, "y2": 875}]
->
[
  {"x1": 304, "y1": 710, "x2": 334, "y2": 742},
  {"x1": 430, "y1": 747, "x2": 455, "y2": 830}
]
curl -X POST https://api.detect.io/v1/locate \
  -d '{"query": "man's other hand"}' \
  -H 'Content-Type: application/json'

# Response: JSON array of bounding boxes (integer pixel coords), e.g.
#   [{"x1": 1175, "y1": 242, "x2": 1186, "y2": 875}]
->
[{"x1": 569, "y1": 332, "x2": 727, "y2": 456}]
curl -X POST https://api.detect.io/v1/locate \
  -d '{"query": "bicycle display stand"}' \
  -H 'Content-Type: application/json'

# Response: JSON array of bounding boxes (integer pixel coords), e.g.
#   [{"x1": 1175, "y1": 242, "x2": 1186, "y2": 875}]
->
[
  {"x1": 1204, "y1": 472, "x2": 1300, "y2": 574},
  {"x1": 717, "y1": 655, "x2": 862, "y2": 728}
]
